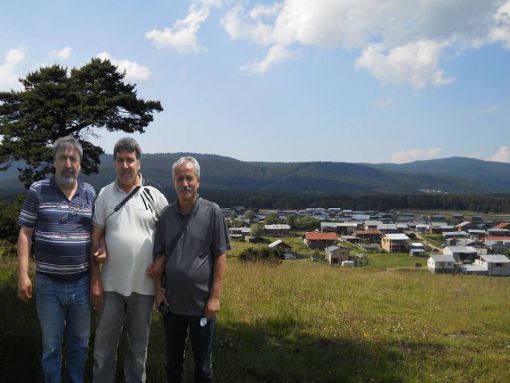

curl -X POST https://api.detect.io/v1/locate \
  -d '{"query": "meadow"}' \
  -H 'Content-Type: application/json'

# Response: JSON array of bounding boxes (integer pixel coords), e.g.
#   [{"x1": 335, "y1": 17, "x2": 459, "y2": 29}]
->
[{"x1": 1, "y1": 238, "x2": 509, "y2": 382}]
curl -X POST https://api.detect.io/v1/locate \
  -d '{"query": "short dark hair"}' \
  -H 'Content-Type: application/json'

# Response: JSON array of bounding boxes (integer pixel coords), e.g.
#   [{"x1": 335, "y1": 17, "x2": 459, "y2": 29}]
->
[
  {"x1": 114, "y1": 137, "x2": 141, "y2": 160},
  {"x1": 53, "y1": 136, "x2": 83, "y2": 161}
]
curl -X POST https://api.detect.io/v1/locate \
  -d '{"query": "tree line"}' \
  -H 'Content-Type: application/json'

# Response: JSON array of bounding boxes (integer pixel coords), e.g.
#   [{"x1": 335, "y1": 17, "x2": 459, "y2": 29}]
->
[{"x1": 204, "y1": 190, "x2": 510, "y2": 213}]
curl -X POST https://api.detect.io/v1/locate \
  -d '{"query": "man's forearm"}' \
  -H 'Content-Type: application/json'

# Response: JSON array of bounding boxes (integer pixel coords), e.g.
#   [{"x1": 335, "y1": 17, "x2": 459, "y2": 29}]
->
[
  {"x1": 210, "y1": 254, "x2": 226, "y2": 300},
  {"x1": 90, "y1": 228, "x2": 104, "y2": 277},
  {"x1": 17, "y1": 227, "x2": 32, "y2": 277}
]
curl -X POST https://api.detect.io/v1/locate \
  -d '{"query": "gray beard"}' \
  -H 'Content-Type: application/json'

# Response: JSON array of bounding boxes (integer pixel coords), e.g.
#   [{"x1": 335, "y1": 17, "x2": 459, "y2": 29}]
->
[{"x1": 58, "y1": 175, "x2": 77, "y2": 188}]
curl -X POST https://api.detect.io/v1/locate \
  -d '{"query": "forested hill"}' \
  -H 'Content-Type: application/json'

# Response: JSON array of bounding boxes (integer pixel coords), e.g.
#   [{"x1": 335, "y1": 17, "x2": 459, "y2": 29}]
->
[{"x1": 2, "y1": 153, "x2": 510, "y2": 195}]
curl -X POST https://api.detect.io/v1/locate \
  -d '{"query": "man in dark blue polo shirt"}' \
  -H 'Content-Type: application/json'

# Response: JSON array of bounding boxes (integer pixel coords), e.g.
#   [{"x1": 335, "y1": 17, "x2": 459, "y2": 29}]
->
[{"x1": 17, "y1": 136, "x2": 96, "y2": 383}]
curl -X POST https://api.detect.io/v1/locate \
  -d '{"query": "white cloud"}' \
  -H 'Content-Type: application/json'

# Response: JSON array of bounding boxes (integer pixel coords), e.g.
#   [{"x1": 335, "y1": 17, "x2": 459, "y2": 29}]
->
[
  {"x1": 355, "y1": 40, "x2": 454, "y2": 89},
  {"x1": 218, "y1": 0, "x2": 505, "y2": 82},
  {"x1": 49, "y1": 46, "x2": 72, "y2": 60},
  {"x1": 96, "y1": 52, "x2": 151, "y2": 82},
  {"x1": 241, "y1": 44, "x2": 299, "y2": 74},
  {"x1": 146, "y1": 5, "x2": 209, "y2": 53},
  {"x1": 372, "y1": 97, "x2": 392, "y2": 108},
  {"x1": 0, "y1": 48, "x2": 25, "y2": 90},
  {"x1": 490, "y1": 1, "x2": 510, "y2": 48},
  {"x1": 391, "y1": 148, "x2": 443, "y2": 163},
  {"x1": 485, "y1": 104, "x2": 499, "y2": 113},
  {"x1": 490, "y1": 145, "x2": 510, "y2": 162}
]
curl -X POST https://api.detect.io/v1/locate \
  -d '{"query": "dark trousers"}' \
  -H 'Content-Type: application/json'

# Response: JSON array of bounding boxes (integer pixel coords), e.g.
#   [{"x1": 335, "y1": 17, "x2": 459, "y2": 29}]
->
[{"x1": 163, "y1": 312, "x2": 215, "y2": 383}]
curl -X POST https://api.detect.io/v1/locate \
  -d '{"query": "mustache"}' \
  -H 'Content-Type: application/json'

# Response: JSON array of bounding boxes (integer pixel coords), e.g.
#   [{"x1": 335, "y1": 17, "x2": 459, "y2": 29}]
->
[
  {"x1": 61, "y1": 169, "x2": 76, "y2": 177},
  {"x1": 178, "y1": 186, "x2": 193, "y2": 192}
]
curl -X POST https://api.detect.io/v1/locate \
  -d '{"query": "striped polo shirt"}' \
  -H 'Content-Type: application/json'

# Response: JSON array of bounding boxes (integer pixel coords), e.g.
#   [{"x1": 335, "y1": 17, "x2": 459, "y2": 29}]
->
[{"x1": 18, "y1": 178, "x2": 96, "y2": 281}]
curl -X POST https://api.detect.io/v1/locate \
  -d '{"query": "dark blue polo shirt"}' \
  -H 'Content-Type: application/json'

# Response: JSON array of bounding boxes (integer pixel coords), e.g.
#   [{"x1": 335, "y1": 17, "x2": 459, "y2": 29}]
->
[{"x1": 18, "y1": 178, "x2": 96, "y2": 281}]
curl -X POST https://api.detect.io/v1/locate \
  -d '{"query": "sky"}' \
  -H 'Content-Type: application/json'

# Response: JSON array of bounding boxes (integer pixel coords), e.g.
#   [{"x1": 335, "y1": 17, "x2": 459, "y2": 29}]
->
[{"x1": 1, "y1": 0, "x2": 509, "y2": 164}]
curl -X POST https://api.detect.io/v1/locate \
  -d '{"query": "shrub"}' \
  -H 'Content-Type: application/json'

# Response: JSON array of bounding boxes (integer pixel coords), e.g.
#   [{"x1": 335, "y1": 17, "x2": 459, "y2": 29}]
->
[{"x1": 238, "y1": 247, "x2": 283, "y2": 265}]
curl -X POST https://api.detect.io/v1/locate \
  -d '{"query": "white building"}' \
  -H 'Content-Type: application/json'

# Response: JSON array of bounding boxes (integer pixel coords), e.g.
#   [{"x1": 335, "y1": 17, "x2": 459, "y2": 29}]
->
[
  {"x1": 443, "y1": 246, "x2": 478, "y2": 263},
  {"x1": 475, "y1": 254, "x2": 510, "y2": 276},
  {"x1": 427, "y1": 255, "x2": 455, "y2": 273}
]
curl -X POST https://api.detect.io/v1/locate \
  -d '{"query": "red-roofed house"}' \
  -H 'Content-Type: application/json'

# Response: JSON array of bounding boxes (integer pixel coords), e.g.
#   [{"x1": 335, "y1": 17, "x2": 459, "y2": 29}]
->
[
  {"x1": 484, "y1": 236, "x2": 510, "y2": 246},
  {"x1": 354, "y1": 229, "x2": 382, "y2": 242},
  {"x1": 304, "y1": 232, "x2": 337, "y2": 249}
]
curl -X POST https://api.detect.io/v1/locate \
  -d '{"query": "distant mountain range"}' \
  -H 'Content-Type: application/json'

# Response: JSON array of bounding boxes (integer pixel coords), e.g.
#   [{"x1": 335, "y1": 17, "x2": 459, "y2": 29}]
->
[{"x1": 1, "y1": 154, "x2": 510, "y2": 195}]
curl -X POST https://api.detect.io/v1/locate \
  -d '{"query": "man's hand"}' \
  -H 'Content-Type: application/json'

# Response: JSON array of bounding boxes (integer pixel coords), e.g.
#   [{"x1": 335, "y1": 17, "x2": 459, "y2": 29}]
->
[
  {"x1": 90, "y1": 275, "x2": 104, "y2": 310},
  {"x1": 93, "y1": 246, "x2": 107, "y2": 264},
  {"x1": 146, "y1": 255, "x2": 165, "y2": 281},
  {"x1": 205, "y1": 297, "x2": 220, "y2": 320},
  {"x1": 17, "y1": 274, "x2": 32, "y2": 302},
  {"x1": 154, "y1": 285, "x2": 168, "y2": 308}
]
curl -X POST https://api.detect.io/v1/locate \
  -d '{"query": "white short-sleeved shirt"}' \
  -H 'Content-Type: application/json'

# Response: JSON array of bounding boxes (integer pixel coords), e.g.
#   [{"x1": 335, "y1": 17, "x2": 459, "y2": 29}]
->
[{"x1": 93, "y1": 178, "x2": 168, "y2": 296}]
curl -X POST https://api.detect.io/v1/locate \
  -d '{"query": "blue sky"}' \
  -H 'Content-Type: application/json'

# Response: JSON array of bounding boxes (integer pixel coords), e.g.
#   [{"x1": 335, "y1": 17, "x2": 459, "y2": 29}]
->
[{"x1": 1, "y1": 0, "x2": 509, "y2": 163}]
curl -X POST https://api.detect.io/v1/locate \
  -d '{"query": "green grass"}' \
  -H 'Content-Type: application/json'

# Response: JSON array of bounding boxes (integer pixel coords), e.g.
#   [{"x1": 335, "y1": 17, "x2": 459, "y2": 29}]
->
[
  {"x1": 420, "y1": 233, "x2": 444, "y2": 248},
  {"x1": 2, "y1": 241, "x2": 510, "y2": 382}
]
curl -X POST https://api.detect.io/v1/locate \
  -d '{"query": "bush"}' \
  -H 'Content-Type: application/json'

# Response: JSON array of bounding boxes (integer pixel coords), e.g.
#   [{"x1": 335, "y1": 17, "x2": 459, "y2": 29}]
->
[
  {"x1": 238, "y1": 247, "x2": 283, "y2": 265},
  {"x1": 0, "y1": 195, "x2": 24, "y2": 257}
]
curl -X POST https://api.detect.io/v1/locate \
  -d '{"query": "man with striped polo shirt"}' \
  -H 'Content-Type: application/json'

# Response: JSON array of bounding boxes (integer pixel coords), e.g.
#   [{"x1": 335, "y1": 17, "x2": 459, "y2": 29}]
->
[{"x1": 17, "y1": 136, "x2": 96, "y2": 383}]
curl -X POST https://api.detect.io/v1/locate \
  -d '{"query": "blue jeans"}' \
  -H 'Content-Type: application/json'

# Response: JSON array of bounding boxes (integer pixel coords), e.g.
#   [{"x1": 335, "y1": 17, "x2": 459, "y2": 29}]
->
[
  {"x1": 92, "y1": 291, "x2": 154, "y2": 383},
  {"x1": 35, "y1": 274, "x2": 91, "y2": 383},
  {"x1": 163, "y1": 312, "x2": 215, "y2": 383}
]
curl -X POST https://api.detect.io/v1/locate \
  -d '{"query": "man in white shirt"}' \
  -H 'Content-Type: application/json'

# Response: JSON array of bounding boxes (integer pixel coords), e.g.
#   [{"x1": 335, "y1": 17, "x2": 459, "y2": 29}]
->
[{"x1": 90, "y1": 137, "x2": 168, "y2": 383}]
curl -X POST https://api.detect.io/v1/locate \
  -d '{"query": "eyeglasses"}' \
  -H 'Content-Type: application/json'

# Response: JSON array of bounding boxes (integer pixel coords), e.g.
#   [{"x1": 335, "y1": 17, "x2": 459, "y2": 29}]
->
[
  {"x1": 59, "y1": 205, "x2": 83, "y2": 223},
  {"x1": 60, "y1": 210, "x2": 78, "y2": 223}
]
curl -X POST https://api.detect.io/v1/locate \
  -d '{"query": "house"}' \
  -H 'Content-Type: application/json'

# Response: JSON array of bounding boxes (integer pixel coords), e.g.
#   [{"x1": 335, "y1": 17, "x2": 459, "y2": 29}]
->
[
  {"x1": 442, "y1": 246, "x2": 478, "y2": 263},
  {"x1": 427, "y1": 255, "x2": 455, "y2": 273},
  {"x1": 451, "y1": 213, "x2": 464, "y2": 223},
  {"x1": 475, "y1": 254, "x2": 510, "y2": 276},
  {"x1": 471, "y1": 215, "x2": 483, "y2": 223},
  {"x1": 467, "y1": 229, "x2": 487, "y2": 240},
  {"x1": 364, "y1": 220, "x2": 383, "y2": 230},
  {"x1": 446, "y1": 237, "x2": 478, "y2": 247},
  {"x1": 457, "y1": 263, "x2": 487, "y2": 275},
  {"x1": 487, "y1": 228, "x2": 510, "y2": 237},
  {"x1": 443, "y1": 231, "x2": 469, "y2": 239},
  {"x1": 229, "y1": 227, "x2": 251, "y2": 240},
  {"x1": 264, "y1": 224, "x2": 291, "y2": 236},
  {"x1": 429, "y1": 222, "x2": 449, "y2": 234},
  {"x1": 321, "y1": 222, "x2": 340, "y2": 233},
  {"x1": 409, "y1": 242, "x2": 426, "y2": 256},
  {"x1": 354, "y1": 229, "x2": 382, "y2": 242},
  {"x1": 396, "y1": 223, "x2": 409, "y2": 232},
  {"x1": 268, "y1": 239, "x2": 295, "y2": 259},
  {"x1": 304, "y1": 232, "x2": 337, "y2": 249},
  {"x1": 483, "y1": 236, "x2": 510, "y2": 247},
  {"x1": 324, "y1": 245, "x2": 350, "y2": 264},
  {"x1": 494, "y1": 222, "x2": 510, "y2": 230},
  {"x1": 487, "y1": 241, "x2": 510, "y2": 255},
  {"x1": 336, "y1": 222, "x2": 360, "y2": 235},
  {"x1": 377, "y1": 223, "x2": 399, "y2": 234},
  {"x1": 381, "y1": 233, "x2": 410, "y2": 253},
  {"x1": 415, "y1": 223, "x2": 430, "y2": 233},
  {"x1": 455, "y1": 221, "x2": 472, "y2": 231}
]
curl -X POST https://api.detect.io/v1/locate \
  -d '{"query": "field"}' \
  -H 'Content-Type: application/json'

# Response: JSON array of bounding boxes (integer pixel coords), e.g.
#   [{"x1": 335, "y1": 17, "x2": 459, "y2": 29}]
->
[{"x1": 1, "y1": 238, "x2": 510, "y2": 382}]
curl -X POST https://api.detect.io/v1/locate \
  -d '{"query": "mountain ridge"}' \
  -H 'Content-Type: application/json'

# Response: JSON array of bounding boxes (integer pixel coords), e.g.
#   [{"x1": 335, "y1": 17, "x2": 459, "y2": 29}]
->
[{"x1": 1, "y1": 154, "x2": 510, "y2": 195}]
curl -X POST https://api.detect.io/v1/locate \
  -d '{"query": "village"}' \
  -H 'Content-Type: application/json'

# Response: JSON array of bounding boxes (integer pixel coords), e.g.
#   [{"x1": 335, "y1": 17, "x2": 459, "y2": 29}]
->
[{"x1": 224, "y1": 207, "x2": 510, "y2": 276}]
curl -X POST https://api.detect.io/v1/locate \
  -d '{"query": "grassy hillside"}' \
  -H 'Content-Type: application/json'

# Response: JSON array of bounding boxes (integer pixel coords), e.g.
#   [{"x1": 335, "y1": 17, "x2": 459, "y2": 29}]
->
[{"x1": 1, "y1": 240, "x2": 509, "y2": 382}]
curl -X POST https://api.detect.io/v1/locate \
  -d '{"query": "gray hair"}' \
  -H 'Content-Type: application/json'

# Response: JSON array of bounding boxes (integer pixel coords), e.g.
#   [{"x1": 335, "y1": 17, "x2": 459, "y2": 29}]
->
[
  {"x1": 53, "y1": 136, "x2": 83, "y2": 161},
  {"x1": 114, "y1": 137, "x2": 141, "y2": 160},
  {"x1": 172, "y1": 156, "x2": 200, "y2": 179}
]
